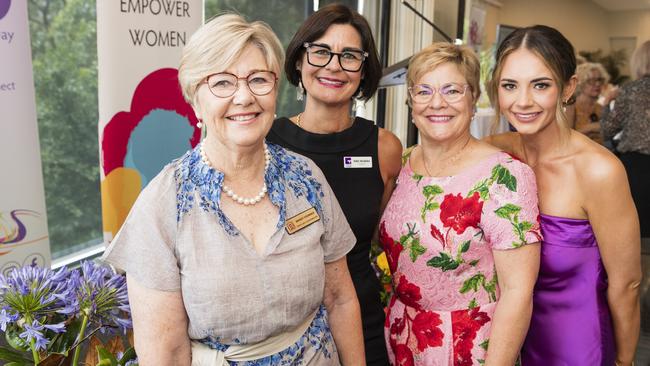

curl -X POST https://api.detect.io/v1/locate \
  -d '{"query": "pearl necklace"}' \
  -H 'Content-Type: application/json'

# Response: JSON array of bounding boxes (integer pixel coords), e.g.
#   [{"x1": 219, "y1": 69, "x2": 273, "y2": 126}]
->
[{"x1": 199, "y1": 141, "x2": 270, "y2": 206}]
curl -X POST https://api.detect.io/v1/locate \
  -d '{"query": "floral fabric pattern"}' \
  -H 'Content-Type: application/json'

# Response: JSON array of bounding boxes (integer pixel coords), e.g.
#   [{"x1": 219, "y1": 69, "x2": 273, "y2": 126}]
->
[
  {"x1": 201, "y1": 305, "x2": 337, "y2": 365},
  {"x1": 381, "y1": 151, "x2": 541, "y2": 365},
  {"x1": 174, "y1": 142, "x2": 326, "y2": 235}
]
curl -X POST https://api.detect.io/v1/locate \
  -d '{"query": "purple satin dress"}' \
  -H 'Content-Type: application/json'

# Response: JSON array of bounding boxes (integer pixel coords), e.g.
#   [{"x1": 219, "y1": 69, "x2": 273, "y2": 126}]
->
[{"x1": 522, "y1": 214, "x2": 615, "y2": 366}]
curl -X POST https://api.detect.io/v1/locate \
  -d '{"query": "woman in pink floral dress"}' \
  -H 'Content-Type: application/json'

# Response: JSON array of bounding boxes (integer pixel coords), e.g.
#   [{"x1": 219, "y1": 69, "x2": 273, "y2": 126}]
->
[{"x1": 380, "y1": 43, "x2": 542, "y2": 365}]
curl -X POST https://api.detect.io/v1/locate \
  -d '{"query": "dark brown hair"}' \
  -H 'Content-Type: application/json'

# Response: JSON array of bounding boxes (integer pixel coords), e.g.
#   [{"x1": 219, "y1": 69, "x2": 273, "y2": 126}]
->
[
  {"x1": 284, "y1": 3, "x2": 381, "y2": 101},
  {"x1": 487, "y1": 25, "x2": 576, "y2": 130}
]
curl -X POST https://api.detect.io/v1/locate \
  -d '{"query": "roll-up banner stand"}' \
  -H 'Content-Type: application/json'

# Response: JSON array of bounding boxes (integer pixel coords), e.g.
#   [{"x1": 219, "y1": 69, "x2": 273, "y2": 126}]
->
[
  {"x1": 0, "y1": 0, "x2": 52, "y2": 274},
  {"x1": 97, "y1": 0, "x2": 203, "y2": 243}
]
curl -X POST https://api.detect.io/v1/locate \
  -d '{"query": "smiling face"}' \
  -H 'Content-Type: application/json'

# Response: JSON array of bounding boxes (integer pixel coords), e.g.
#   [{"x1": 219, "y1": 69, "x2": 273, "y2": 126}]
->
[
  {"x1": 195, "y1": 44, "x2": 277, "y2": 149},
  {"x1": 410, "y1": 62, "x2": 474, "y2": 144},
  {"x1": 498, "y1": 48, "x2": 572, "y2": 135},
  {"x1": 299, "y1": 23, "x2": 363, "y2": 108}
]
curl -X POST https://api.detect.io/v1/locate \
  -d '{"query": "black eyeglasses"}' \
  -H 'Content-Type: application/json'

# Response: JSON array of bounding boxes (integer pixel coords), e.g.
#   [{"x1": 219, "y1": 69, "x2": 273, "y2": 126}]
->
[
  {"x1": 303, "y1": 42, "x2": 368, "y2": 72},
  {"x1": 204, "y1": 71, "x2": 278, "y2": 98}
]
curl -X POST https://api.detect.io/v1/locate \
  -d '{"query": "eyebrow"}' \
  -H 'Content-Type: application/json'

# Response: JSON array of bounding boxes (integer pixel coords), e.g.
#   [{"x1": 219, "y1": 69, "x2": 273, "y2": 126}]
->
[
  {"x1": 310, "y1": 42, "x2": 363, "y2": 52},
  {"x1": 499, "y1": 77, "x2": 553, "y2": 83}
]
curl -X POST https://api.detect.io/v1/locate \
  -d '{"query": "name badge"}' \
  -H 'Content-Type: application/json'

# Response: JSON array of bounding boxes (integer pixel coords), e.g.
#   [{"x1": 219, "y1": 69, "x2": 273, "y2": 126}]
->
[
  {"x1": 343, "y1": 156, "x2": 372, "y2": 168},
  {"x1": 285, "y1": 207, "x2": 321, "y2": 234}
]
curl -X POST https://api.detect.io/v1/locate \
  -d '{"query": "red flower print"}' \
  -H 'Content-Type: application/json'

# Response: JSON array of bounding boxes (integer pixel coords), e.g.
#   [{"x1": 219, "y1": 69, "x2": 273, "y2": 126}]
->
[
  {"x1": 395, "y1": 275, "x2": 422, "y2": 309},
  {"x1": 430, "y1": 223, "x2": 445, "y2": 246},
  {"x1": 440, "y1": 192, "x2": 483, "y2": 234},
  {"x1": 505, "y1": 152, "x2": 524, "y2": 162},
  {"x1": 412, "y1": 310, "x2": 444, "y2": 351},
  {"x1": 452, "y1": 307, "x2": 491, "y2": 366},
  {"x1": 379, "y1": 221, "x2": 404, "y2": 273},
  {"x1": 393, "y1": 344, "x2": 415, "y2": 366},
  {"x1": 390, "y1": 316, "x2": 407, "y2": 335}
]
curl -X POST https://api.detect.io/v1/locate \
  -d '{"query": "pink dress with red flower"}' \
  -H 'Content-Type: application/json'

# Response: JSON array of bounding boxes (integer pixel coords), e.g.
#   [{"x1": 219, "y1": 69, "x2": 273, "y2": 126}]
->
[{"x1": 380, "y1": 150, "x2": 541, "y2": 366}]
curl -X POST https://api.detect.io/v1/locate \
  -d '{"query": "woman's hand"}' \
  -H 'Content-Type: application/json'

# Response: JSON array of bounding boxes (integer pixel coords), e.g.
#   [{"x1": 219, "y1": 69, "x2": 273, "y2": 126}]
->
[
  {"x1": 323, "y1": 256, "x2": 366, "y2": 365},
  {"x1": 484, "y1": 243, "x2": 540, "y2": 365},
  {"x1": 127, "y1": 275, "x2": 191, "y2": 366}
]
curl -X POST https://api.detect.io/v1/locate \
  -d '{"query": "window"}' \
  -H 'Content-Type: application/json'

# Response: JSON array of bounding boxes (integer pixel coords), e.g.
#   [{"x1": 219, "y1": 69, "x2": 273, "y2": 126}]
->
[{"x1": 29, "y1": 0, "x2": 101, "y2": 259}]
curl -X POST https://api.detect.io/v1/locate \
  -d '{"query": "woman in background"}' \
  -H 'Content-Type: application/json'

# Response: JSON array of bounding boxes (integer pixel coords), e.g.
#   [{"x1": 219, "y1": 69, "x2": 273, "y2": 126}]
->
[
  {"x1": 103, "y1": 14, "x2": 365, "y2": 365},
  {"x1": 267, "y1": 4, "x2": 402, "y2": 365},
  {"x1": 602, "y1": 40, "x2": 650, "y2": 238},
  {"x1": 570, "y1": 62, "x2": 617, "y2": 144},
  {"x1": 381, "y1": 42, "x2": 541, "y2": 365},
  {"x1": 486, "y1": 25, "x2": 641, "y2": 366}
]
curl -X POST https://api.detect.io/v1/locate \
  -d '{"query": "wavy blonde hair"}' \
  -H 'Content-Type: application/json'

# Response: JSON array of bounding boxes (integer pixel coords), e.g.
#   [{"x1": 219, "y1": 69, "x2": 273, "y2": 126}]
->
[{"x1": 178, "y1": 13, "x2": 284, "y2": 108}]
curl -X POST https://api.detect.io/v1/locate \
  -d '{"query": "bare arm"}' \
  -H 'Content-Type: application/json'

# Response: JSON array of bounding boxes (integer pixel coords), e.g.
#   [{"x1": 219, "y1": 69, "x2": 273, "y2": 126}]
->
[
  {"x1": 484, "y1": 243, "x2": 540, "y2": 366},
  {"x1": 377, "y1": 128, "x2": 403, "y2": 214},
  {"x1": 323, "y1": 256, "x2": 365, "y2": 365},
  {"x1": 127, "y1": 275, "x2": 191, "y2": 366},
  {"x1": 482, "y1": 132, "x2": 521, "y2": 157},
  {"x1": 583, "y1": 155, "x2": 641, "y2": 366}
]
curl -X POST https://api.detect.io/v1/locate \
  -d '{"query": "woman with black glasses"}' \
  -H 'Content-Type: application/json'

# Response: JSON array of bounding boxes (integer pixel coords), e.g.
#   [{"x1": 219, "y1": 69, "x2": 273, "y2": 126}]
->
[{"x1": 267, "y1": 4, "x2": 402, "y2": 365}]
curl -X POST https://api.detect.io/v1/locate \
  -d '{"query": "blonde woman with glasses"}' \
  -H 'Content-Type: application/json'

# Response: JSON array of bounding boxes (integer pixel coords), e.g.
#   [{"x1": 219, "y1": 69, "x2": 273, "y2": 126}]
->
[
  {"x1": 103, "y1": 13, "x2": 365, "y2": 365},
  {"x1": 379, "y1": 42, "x2": 541, "y2": 365}
]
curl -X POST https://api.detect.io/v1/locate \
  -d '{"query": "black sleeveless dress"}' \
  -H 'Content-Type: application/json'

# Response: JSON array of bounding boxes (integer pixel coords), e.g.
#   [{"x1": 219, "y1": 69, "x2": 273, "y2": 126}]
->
[{"x1": 267, "y1": 117, "x2": 389, "y2": 365}]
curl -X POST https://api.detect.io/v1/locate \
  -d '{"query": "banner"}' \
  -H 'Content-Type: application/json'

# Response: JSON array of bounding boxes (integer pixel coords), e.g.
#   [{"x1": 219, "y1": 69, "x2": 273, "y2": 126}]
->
[
  {"x1": 0, "y1": 0, "x2": 51, "y2": 274},
  {"x1": 97, "y1": 0, "x2": 203, "y2": 242}
]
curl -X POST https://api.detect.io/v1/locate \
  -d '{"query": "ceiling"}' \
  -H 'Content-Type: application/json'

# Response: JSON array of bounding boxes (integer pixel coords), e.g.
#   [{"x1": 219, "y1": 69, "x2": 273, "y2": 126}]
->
[{"x1": 591, "y1": 0, "x2": 650, "y2": 11}]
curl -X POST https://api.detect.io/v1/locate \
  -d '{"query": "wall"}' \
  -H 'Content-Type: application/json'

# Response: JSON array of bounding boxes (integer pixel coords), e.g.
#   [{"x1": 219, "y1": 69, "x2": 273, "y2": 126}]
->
[{"x1": 482, "y1": 0, "x2": 650, "y2": 54}]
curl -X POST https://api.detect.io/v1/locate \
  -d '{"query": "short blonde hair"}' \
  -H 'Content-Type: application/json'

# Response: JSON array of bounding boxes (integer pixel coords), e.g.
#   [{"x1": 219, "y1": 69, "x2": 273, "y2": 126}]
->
[
  {"x1": 178, "y1": 13, "x2": 284, "y2": 107},
  {"x1": 407, "y1": 42, "x2": 481, "y2": 104},
  {"x1": 631, "y1": 40, "x2": 650, "y2": 80},
  {"x1": 575, "y1": 62, "x2": 609, "y2": 94}
]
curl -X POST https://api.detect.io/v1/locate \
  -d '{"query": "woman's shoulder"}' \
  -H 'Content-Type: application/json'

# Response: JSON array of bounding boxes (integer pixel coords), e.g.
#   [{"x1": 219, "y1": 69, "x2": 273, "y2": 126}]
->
[{"x1": 571, "y1": 134, "x2": 626, "y2": 187}]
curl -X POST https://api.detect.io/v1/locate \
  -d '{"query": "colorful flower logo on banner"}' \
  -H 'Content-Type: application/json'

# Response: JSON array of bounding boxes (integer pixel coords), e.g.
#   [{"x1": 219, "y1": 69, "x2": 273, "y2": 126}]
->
[
  {"x1": 101, "y1": 68, "x2": 200, "y2": 238},
  {"x1": 0, "y1": 0, "x2": 10, "y2": 20},
  {"x1": 0, "y1": 209, "x2": 48, "y2": 256}
]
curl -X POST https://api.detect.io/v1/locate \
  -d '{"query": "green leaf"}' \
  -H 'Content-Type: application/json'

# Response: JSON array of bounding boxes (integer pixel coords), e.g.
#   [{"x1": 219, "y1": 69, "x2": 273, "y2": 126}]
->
[
  {"x1": 458, "y1": 240, "x2": 471, "y2": 254},
  {"x1": 460, "y1": 273, "x2": 485, "y2": 293},
  {"x1": 491, "y1": 164, "x2": 517, "y2": 191},
  {"x1": 5, "y1": 327, "x2": 30, "y2": 352},
  {"x1": 422, "y1": 184, "x2": 443, "y2": 197},
  {"x1": 97, "y1": 346, "x2": 118, "y2": 366},
  {"x1": 468, "y1": 298, "x2": 478, "y2": 309},
  {"x1": 118, "y1": 347, "x2": 137, "y2": 365},
  {"x1": 409, "y1": 239, "x2": 427, "y2": 262},
  {"x1": 518, "y1": 221, "x2": 533, "y2": 232},
  {"x1": 426, "y1": 252, "x2": 460, "y2": 271},
  {"x1": 412, "y1": 172, "x2": 423, "y2": 184},
  {"x1": 469, "y1": 259, "x2": 480, "y2": 266},
  {"x1": 468, "y1": 180, "x2": 490, "y2": 200},
  {"x1": 479, "y1": 339, "x2": 490, "y2": 350},
  {"x1": 0, "y1": 347, "x2": 32, "y2": 364},
  {"x1": 494, "y1": 204, "x2": 521, "y2": 219},
  {"x1": 48, "y1": 317, "x2": 83, "y2": 355}
]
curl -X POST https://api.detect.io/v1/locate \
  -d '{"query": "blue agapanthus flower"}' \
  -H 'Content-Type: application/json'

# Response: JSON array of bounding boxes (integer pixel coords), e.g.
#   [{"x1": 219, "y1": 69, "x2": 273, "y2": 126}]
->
[{"x1": 62, "y1": 260, "x2": 132, "y2": 334}]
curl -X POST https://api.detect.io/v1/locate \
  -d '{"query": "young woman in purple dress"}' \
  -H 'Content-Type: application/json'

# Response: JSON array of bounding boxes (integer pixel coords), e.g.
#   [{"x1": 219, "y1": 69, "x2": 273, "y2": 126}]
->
[{"x1": 485, "y1": 25, "x2": 641, "y2": 366}]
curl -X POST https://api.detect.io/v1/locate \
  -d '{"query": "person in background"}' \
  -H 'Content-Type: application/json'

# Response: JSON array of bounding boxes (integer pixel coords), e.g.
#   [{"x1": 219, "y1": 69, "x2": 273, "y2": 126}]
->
[
  {"x1": 267, "y1": 4, "x2": 402, "y2": 365},
  {"x1": 381, "y1": 42, "x2": 541, "y2": 365},
  {"x1": 569, "y1": 62, "x2": 618, "y2": 144},
  {"x1": 602, "y1": 40, "x2": 650, "y2": 238},
  {"x1": 102, "y1": 13, "x2": 365, "y2": 365},
  {"x1": 486, "y1": 25, "x2": 641, "y2": 366}
]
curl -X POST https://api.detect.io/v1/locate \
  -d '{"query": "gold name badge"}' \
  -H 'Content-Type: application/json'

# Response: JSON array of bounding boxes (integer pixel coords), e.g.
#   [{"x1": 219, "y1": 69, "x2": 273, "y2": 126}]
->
[{"x1": 285, "y1": 207, "x2": 321, "y2": 234}]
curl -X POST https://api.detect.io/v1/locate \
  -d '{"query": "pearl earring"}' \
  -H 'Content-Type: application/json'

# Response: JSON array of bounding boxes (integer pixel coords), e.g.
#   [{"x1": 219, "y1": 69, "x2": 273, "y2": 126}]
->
[
  {"x1": 197, "y1": 119, "x2": 203, "y2": 129},
  {"x1": 297, "y1": 80, "x2": 304, "y2": 101}
]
